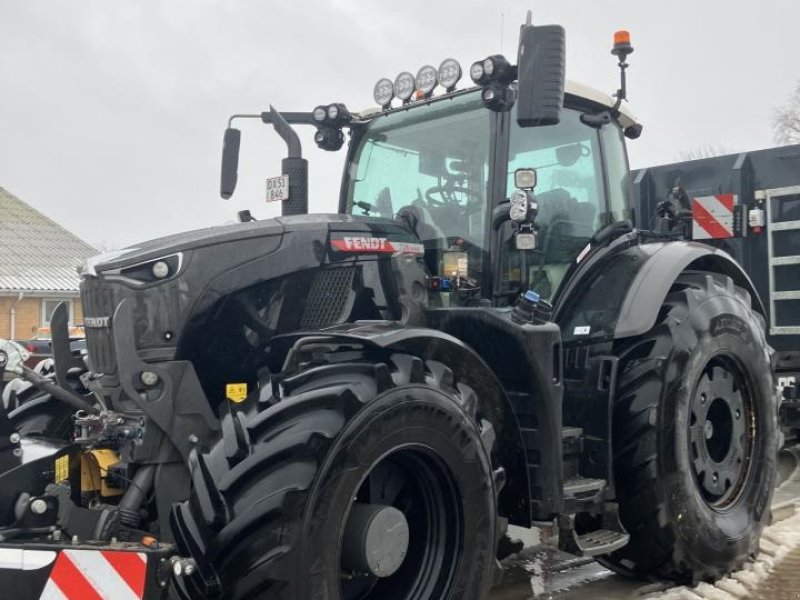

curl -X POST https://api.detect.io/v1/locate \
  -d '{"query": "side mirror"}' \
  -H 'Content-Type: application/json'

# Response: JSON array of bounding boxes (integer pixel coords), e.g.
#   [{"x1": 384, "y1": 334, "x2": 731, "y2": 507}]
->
[
  {"x1": 220, "y1": 127, "x2": 241, "y2": 199},
  {"x1": 516, "y1": 24, "x2": 566, "y2": 127}
]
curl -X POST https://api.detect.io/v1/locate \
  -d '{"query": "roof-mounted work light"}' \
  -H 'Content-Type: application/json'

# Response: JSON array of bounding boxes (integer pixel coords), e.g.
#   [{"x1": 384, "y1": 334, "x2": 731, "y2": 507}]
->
[
  {"x1": 438, "y1": 58, "x2": 462, "y2": 91},
  {"x1": 312, "y1": 103, "x2": 350, "y2": 128},
  {"x1": 312, "y1": 103, "x2": 351, "y2": 151},
  {"x1": 471, "y1": 53, "x2": 517, "y2": 112},
  {"x1": 415, "y1": 65, "x2": 438, "y2": 98},
  {"x1": 314, "y1": 127, "x2": 345, "y2": 151},
  {"x1": 373, "y1": 77, "x2": 395, "y2": 109},
  {"x1": 394, "y1": 72, "x2": 416, "y2": 103}
]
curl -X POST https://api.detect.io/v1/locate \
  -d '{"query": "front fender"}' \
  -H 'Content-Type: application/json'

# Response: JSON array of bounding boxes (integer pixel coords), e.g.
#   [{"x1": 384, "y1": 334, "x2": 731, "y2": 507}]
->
[
  {"x1": 557, "y1": 240, "x2": 765, "y2": 344},
  {"x1": 269, "y1": 322, "x2": 532, "y2": 527}
]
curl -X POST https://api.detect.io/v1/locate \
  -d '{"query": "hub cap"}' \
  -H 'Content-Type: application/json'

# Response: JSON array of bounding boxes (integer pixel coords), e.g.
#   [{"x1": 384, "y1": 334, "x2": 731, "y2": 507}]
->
[
  {"x1": 689, "y1": 358, "x2": 754, "y2": 508},
  {"x1": 340, "y1": 449, "x2": 462, "y2": 600}
]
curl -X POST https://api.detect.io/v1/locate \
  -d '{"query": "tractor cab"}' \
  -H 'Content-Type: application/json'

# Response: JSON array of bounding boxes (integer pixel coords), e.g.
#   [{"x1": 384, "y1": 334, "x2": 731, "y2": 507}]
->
[{"x1": 341, "y1": 82, "x2": 638, "y2": 305}]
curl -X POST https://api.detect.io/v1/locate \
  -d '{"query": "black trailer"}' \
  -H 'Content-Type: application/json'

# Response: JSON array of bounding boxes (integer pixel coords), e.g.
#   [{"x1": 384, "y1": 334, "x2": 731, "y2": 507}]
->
[{"x1": 632, "y1": 144, "x2": 800, "y2": 424}]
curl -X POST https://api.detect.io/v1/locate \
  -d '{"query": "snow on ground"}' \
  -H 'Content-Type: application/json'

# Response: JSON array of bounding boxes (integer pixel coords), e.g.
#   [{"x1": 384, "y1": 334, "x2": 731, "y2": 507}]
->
[{"x1": 638, "y1": 507, "x2": 800, "y2": 600}]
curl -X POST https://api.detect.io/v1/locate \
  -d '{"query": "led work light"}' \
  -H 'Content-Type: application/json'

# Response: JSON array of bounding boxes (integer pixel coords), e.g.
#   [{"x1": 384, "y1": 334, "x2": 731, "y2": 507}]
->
[
  {"x1": 373, "y1": 77, "x2": 395, "y2": 108},
  {"x1": 394, "y1": 72, "x2": 416, "y2": 102},
  {"x1": 438, "y1": 58, "x2": 462, "y2": 91},
  {"x1": 415, "y1": 65, "x2": 438, "y2": 97}
]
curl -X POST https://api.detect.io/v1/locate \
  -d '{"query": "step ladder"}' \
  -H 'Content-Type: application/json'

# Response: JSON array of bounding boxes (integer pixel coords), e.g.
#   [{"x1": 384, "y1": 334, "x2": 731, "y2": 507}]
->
[
  {"x1": 765, "y1": 185, "x2": 800, "y2": 336},
  {"x1": 557, "y1": 427, "x2": 629, "y2": 556}
]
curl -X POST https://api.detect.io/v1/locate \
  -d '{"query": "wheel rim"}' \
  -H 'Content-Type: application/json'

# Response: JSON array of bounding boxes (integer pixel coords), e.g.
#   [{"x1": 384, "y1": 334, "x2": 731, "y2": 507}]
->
[
  {"x1": 340, "y1": 448, "x2": 463, "y2": 600},
  {"x1": 688, "y1": 356, "x2": 755, "y2": 509}
]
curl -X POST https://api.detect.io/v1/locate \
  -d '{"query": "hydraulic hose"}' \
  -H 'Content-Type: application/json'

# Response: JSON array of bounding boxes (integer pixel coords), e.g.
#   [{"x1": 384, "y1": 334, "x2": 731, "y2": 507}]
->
[
  {"x1": 20, "y1": 366, "x2": 99, "y2": 415},
  {"x1": 118, "y1": 464, "x2": 156, "y2": 528}
]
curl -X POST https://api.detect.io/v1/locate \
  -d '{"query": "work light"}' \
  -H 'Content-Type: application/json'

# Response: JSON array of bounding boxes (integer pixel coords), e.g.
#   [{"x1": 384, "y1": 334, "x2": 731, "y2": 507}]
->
[
  {"x1": 482, "y1": 55, "x2": 514, "y2": 84},
  {"x1": 373, "y1": 77, "x2": 395, "y2": 108},
  {"x1": 415, "y1": 65, "x2": 438, "y2": 97},
  {"x1": 469, "y1": 61, "x2": 487, "y2": 85},
  {"x1": 312, "y1": 106, "x2": 327, "y2": 123},
  {"x1": 438, "y1": 58, "x2": 462, "y2": 91},
  {"x1": 394, "y1": 72, "x2": 416, "y2": 102}
]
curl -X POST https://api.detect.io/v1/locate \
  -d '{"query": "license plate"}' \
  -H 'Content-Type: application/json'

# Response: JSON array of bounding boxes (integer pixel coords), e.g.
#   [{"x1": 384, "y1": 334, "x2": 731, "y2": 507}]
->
[{"x1": 266, "y1": 175, "x2": 289, "y2": 202}]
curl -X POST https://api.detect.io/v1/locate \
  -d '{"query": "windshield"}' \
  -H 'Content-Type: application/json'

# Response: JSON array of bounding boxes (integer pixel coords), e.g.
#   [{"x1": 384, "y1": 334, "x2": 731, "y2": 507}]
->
[
  {"x1": 346, "y1": 92, "x2": 629, "y2": 305},
  {"x1": 347, "y1": 93, "x2": 491, "y2": 293}
]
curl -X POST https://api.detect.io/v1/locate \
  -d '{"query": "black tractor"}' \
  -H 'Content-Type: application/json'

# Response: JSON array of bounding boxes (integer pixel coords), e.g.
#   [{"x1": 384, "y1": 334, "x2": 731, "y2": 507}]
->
[{"x1": 0, "y1": 16, "x2": 777, "y2": 600}]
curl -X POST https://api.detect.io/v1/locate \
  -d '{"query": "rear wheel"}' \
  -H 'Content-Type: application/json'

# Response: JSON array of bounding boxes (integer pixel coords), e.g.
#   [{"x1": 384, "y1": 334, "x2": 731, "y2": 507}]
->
[
  {"x1": 602, "y1": 271, "x2": 777, "y2": 582},
  {"x1": 172, "y1": 350, "x2": 502, "y2": 600}
]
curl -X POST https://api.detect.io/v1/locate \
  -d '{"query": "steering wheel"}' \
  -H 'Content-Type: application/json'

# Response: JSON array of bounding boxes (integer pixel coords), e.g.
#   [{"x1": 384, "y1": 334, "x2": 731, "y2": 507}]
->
[{"x1": 424, "y1": 185, "x2": 484, "y2": 215}]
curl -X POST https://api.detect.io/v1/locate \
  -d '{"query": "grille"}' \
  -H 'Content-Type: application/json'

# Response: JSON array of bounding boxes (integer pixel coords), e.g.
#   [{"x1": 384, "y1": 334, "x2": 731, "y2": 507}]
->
[
  {"x1": 300, "y1": 267, "x2": 355, "y2": 329},
  {"x1": 80, "y1": 278, "x2": 118, "y2": 375}
]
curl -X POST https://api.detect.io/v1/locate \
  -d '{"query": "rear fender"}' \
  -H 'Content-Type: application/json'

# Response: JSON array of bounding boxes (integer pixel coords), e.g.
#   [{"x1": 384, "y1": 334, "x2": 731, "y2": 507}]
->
[{"x1": 557, "y1": 240, "x2": 766, "y2": 343}]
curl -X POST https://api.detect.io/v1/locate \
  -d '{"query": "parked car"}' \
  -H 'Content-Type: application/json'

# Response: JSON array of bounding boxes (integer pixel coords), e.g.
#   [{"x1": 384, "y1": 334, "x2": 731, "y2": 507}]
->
[{"x1": 14, "y1": 325, "x2": 86, "y2": 369}]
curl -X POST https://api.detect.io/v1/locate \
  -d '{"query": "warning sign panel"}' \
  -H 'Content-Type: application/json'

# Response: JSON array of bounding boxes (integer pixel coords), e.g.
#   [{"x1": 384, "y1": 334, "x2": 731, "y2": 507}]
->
[{"x1": 691, "y1": 193, "x2": 737, "y2": 239}]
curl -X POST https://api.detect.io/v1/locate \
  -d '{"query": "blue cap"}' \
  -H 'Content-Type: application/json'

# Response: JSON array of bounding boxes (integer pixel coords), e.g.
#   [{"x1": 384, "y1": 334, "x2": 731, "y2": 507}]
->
[{"x1": 524, "y1": 290, "x2": 540, "y2": 303}]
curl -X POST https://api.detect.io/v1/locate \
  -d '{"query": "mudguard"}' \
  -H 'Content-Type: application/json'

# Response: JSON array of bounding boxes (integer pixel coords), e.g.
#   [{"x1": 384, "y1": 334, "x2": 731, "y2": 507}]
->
[
  {"x1": 557, "y1": 239, "x2": 766, "y2": 344},
  {"x1": 268, "y1": 321, "x2": 532, "y2": 527}
]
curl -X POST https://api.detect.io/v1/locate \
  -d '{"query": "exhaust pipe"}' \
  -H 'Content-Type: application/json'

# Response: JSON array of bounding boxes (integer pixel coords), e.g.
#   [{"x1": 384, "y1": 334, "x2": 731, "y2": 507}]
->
[{"x1": 220, "y1": 107, "x2": 309, "y2": 216}]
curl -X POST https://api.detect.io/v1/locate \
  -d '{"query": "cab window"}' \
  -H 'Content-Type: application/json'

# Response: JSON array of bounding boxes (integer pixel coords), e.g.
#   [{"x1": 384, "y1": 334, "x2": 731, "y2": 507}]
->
[{"x1": 502, "y1": 109, "x2": 608, "y2": 300}]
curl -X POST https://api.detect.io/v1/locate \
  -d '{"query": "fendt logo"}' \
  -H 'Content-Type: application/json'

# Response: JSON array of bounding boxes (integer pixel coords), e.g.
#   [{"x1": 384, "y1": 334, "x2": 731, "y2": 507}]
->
[
  {"x1": 339, "y1": 236, "x2": 388, "y2": 251},
  {"x1": 330, "y1": 236, "x2": 425, "y2": 255}
]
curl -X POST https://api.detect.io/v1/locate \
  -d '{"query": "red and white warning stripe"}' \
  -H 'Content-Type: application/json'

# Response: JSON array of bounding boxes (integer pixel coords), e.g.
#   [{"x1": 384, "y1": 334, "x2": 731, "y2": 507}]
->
[
  {"x1": 692, "y1": 193, "x2": 736, "y2": 239},
  {"x1": 330, "y1": 236, "x2": 425, "y2": 255},
  {"x1": 39, "y1": 550, "x2": 147, "y2": 600}
]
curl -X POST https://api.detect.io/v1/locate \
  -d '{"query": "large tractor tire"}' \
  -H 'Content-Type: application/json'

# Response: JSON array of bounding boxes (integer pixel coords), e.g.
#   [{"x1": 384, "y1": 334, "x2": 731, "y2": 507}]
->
[
  {"x1": 172, "y1": 350, "x2": 503, "y2": 600},
  {"x1": 601, "y1": 271, "x2": 777, "y2": 582}
]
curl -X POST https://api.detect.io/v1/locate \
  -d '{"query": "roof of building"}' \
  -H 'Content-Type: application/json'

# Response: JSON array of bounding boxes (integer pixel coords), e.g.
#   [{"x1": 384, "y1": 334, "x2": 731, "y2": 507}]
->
[{"x1": 0, "y1": 187, "x2": 96, "y2": 293}]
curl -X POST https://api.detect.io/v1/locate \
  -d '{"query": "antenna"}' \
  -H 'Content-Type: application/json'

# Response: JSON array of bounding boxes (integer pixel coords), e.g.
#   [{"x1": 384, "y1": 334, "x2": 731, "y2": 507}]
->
[
  {"x1": 526, "y1": 10, "x2": 532, "y2": 25},
  {"x1": 500, "y1": 13, "x2": 504, "y2": 53}
]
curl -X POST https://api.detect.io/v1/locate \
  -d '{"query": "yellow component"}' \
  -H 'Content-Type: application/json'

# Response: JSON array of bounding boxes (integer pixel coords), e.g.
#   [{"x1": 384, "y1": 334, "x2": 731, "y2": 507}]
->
[
  {"x1": 80, "y1": 449, "x2": 124, "y2": 497},
  {"x1": 226, "y1": 382, "x2": 248, "y2": 403},
  {"x1": 54, "y1": 454, "x2": 70, "y2": 484}
]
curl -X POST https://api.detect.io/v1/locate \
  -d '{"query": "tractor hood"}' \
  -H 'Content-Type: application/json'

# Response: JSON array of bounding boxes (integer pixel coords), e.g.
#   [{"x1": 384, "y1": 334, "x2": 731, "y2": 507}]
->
[
  {"x1": 79, "y1": 214, "x2": 426, "y2": 369},
  {"x1": 82, "y1": 214, "x2": 417, "y2": 275}
]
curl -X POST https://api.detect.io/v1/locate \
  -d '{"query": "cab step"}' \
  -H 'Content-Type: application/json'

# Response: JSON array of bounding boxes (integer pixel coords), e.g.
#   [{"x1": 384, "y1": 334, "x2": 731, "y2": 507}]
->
[
  {"x1": 563, "y1": 477, "x2": 605, "y2": 512},
  {"x1": 557, "y1": 509, "x2": 630, "y2": 557}
]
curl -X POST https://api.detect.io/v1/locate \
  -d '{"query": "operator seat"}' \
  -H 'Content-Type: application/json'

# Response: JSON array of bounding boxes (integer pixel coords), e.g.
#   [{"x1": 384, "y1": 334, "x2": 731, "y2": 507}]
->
[{"x1": 536, "y1": 188, "x2": 597, "y2": 262}]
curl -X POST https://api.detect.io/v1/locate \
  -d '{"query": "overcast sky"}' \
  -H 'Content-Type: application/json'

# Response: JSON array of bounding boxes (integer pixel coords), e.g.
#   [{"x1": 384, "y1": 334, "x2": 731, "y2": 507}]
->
[{"x1": 1, "y1": 0, "x2": 797, "y2": 249}]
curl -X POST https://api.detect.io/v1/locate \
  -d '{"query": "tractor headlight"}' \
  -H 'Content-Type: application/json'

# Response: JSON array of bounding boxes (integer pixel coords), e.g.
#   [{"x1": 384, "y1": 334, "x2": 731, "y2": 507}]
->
[
  {"x1": 415, "y1": 65, "x2": 438, "y2": 96},
  {"x1": 394, "y1": 72, "x2": 416, "y2": 102},
  {"x1": 373, "y1": 78, "x2": 395, "y2": 108},
  {"x1": 438, "y1": 58, "x2": 462, "y2": 91},
  {"x1": 152, "y1": 261, "x2": 170, "y2": 279}
]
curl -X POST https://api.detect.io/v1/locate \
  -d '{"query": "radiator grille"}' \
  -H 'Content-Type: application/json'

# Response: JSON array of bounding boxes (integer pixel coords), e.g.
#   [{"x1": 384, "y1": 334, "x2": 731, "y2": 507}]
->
[{"x1": 80, "y1": 278, "x2": 118, "y2": 375}]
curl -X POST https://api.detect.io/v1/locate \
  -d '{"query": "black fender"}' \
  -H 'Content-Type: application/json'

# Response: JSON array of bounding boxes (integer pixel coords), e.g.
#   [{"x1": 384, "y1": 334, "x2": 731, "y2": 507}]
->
[
  {"x1": 268, "y1": 321, "x2": 532, "y2": 527},
  {"x1": 557, "y1": 239, "x2": 766, "y2": 344}
]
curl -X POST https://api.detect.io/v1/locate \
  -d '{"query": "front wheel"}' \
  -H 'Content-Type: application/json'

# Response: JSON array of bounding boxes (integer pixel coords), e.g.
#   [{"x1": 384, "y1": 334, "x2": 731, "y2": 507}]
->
[
  {"x1": 172, "y1": 352, "x2": 502, "y2": 600},
  {"x1": 603, "y1": 271, "x2": 778, "y2": 582}
]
